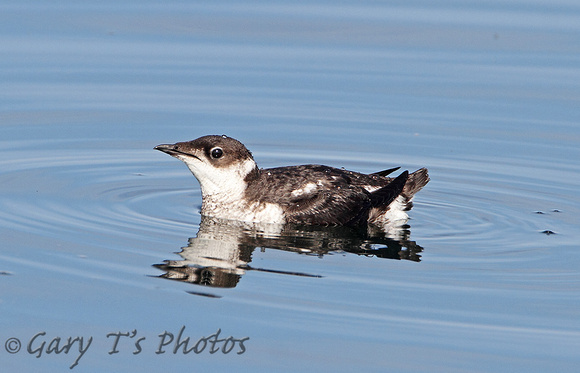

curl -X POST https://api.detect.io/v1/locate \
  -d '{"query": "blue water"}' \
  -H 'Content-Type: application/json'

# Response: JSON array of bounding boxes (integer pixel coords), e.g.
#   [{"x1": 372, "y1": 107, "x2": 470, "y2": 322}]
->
[{"x1": 1, "y1": 1, "x2": 580, "y2": 372}]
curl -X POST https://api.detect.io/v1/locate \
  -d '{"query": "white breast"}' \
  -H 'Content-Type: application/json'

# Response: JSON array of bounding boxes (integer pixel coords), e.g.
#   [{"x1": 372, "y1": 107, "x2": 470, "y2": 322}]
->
[{"x1": 201, "y1": 197, "x2": 286, "y2": 224}]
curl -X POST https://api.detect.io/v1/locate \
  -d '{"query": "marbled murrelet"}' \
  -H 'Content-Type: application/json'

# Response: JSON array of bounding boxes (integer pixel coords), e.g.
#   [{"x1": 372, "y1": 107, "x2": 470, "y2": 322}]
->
[{"x1": 155, "y1": 135, "x2": 429, "y2": 227}]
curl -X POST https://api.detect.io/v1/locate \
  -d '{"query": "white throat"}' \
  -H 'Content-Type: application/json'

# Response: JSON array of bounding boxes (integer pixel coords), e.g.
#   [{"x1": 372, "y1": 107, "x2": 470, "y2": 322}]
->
[{"x1": 182, "y1": 157, "x2": 257, "y2": 202}]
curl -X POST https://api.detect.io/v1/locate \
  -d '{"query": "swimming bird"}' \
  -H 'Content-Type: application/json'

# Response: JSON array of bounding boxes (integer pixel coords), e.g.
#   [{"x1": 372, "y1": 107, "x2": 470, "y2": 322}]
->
[{"x1": 155, "y1": 135, "x2": 429, "y2": 227}]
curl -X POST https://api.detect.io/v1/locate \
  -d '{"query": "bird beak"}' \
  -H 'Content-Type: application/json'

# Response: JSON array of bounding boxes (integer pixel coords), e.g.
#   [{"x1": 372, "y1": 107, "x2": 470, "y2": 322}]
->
[
  {"x1": 154, "y1": 144, "x2": 177, "y2": 155},
  {"x1": 154, "y1": 143, "x2": 201, "y2": 160}
]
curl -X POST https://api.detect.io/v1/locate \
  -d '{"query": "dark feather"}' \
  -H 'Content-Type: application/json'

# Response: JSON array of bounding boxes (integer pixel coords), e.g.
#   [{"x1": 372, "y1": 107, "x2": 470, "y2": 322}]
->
[
  {"x1": 285, "y1": 187, "x2": 371, "y2": 226},
  {"x1": 370, "y1": 170, "x2": 408, "y2": 207},
  {"x1": 244, "y1": 164, "x2": 427, "y2": 226},
  {"x1": 371, "y1": 167, "x2": 400, "y2": 177}
]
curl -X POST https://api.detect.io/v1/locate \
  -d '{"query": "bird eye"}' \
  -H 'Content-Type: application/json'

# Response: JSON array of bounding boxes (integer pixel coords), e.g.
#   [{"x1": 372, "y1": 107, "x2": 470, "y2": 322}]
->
[{"x1": 210, "y1": 147, "x2": 223, "y2": 159}]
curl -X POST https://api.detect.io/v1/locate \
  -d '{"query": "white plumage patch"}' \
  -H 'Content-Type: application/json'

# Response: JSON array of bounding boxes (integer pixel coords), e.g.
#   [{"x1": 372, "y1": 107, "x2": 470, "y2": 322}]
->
[
  {"x1": 363, "y1": 185, "x2": 382, "y2": 193},
  {"x1": 291, "y1": 182, "x2": 319, "y2": 197},
  {"x1": 179, "y1": 154, "x2": 286, "y2": 223},
  {"x1": 240, "y1": 201, "x2": 286, "y2": 224},
  {"x1": 201, "y1": 197, "x2": 286, "y2": 224},
  {"x1": 369, "y1": 195, "x2": 409, "y2": 227},
  {"x1": 182, "y1": 157, "x2": 255, "y2": 200}
]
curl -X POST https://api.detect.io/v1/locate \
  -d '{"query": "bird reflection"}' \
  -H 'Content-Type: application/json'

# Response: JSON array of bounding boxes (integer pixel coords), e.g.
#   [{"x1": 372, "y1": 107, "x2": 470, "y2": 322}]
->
[{"x1": 153, "y1": 216, "x2": 423, "y2": 293}]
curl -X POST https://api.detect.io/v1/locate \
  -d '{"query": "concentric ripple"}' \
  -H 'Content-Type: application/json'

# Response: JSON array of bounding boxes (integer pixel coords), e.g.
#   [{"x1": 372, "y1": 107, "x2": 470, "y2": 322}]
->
[
  {"x1": 1, "y1": 144, "x2": 191, "y2": 226},
  {"x1": 1, "y1": 138, "x2": 577, "y2": 265}
]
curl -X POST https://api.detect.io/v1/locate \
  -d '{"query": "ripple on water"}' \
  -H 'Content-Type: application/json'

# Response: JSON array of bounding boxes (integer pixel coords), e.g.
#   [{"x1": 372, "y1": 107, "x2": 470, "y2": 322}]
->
[
  {"x1": 1, "y1": 139, "x2": 574, "y2": 267},
  {"x1": 1, "y1": 134, "x2": 579, "y2": 373}
]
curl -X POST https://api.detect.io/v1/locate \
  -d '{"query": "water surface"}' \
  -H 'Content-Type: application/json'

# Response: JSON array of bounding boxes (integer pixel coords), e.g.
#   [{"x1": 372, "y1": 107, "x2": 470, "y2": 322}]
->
[{"x1": 1, "y1": 1, "x2": 580, "y2": 372}]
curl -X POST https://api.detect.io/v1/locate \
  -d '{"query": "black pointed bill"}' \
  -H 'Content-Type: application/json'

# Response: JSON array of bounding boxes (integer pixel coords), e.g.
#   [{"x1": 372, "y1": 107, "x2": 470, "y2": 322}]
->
[{"x1": 154, "y1": 144, "x2": 200, "y2": 160}]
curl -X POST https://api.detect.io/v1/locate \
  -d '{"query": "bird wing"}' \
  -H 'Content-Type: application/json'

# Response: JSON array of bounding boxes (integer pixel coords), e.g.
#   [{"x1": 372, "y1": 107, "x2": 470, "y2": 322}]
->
[
  {"x1": 248, "y1": 165, "x2": 409, "y2": 226},
  {"x1": 284, "y1": 185, "x2": 372, "y2": 226}
]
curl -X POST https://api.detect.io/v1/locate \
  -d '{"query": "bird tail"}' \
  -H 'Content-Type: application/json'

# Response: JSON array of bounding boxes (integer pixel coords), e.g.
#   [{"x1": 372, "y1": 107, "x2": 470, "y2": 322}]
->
[
  {"x1": 368, "y1": 168, "x2": 429, "y2": 229},
  {"x1": 401, "y1": 168, "x2": 430, "y2": 211}
]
